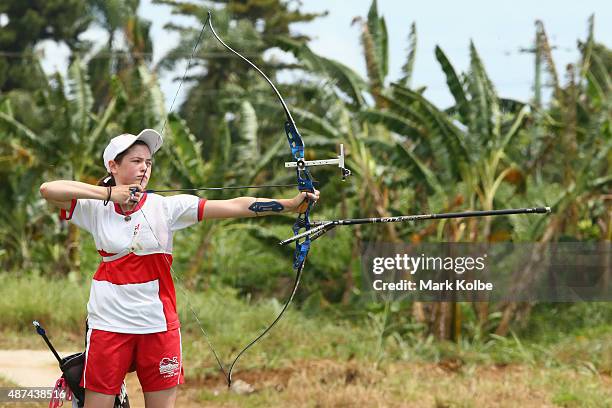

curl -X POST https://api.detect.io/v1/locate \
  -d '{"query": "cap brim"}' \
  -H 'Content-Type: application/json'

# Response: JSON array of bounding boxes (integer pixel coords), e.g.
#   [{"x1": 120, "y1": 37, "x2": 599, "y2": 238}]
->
[{"x1": 136, "y1": 129, "x2": 163, "y2": 155}]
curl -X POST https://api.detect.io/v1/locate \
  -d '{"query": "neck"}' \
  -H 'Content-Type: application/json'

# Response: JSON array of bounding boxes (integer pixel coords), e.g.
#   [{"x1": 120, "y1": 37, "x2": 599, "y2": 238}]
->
[{"x1": 121, "y1": 202, "x2": 136, "y2": 212}]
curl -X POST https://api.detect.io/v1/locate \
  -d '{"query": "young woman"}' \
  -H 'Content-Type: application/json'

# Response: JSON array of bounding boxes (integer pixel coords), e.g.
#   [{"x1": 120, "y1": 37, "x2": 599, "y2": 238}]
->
[{"x1": 39, "y1": 129, "x2": 319, "y2": 408}]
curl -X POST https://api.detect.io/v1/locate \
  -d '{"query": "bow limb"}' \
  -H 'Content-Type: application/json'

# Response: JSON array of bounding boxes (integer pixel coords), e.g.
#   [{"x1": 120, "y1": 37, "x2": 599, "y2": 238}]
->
[{"x1": 206, "y1": 11, "x2": 314, "y2": 387}]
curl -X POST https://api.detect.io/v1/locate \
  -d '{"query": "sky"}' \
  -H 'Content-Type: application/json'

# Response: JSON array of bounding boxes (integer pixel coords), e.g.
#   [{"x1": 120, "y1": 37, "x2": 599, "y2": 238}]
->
[{"x1": 39, "y1": 0, "x2": 611, "y2": 109}]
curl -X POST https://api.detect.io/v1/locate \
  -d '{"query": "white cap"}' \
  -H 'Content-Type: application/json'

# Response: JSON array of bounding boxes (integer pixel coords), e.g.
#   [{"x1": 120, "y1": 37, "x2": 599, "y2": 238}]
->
[{"x1": 102, "y1": 129, "x2": 163, "y2": 172}]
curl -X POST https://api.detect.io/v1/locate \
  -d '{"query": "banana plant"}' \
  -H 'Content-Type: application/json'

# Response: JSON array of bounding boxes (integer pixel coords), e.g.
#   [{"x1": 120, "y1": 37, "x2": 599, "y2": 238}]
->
[{"x1": 0, "y1": 57, "x2": 118, "y2": 274}]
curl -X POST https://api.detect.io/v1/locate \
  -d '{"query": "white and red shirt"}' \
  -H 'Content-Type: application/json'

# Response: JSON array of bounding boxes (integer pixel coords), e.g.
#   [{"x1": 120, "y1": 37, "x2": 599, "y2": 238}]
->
[{"x1": 61, "y1": 193, "x2": 206, "y2": 334}]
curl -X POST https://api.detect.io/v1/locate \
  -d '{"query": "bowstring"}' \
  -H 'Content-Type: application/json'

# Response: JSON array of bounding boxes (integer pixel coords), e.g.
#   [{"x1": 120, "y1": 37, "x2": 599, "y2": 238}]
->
[
  {"x1": 137, "y1": 203, "x2": 229, "y2": 384},
  {"x1": 134, "y1": 13, "x2": 232, "y2": 384},
  {"x1": 137, "y1": 11, "x2": 311, "y2": 388}
]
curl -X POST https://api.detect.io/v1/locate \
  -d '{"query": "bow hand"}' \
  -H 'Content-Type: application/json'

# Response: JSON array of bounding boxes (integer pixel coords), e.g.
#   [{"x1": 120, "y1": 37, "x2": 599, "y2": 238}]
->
[{"x1": 293, "y1": 189, "x2": 319, "y2": 213}]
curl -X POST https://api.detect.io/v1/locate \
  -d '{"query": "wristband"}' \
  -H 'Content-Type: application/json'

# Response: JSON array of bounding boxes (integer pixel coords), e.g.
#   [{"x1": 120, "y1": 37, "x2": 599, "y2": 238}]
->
[{"x1": 103, "y1": 186, "x2": 112, "y2": 206}]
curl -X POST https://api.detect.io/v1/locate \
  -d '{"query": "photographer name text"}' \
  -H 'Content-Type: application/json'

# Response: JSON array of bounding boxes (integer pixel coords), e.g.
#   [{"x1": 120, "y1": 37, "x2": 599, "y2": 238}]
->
[{"x1": 373, "y1": 279, "x2": 493, "y2": 291}]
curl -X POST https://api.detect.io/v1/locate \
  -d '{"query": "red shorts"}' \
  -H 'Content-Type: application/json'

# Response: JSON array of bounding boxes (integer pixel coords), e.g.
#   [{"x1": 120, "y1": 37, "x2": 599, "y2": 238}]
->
[{"x1": 80, "y1": 328, "x2": 184, "y2": 395}]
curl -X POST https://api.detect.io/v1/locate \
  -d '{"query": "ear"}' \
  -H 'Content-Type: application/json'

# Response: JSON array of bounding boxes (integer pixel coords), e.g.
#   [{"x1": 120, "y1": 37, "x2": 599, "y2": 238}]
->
[{"x1": 108, "y1": 160, "x2": 119, "y2": 176}]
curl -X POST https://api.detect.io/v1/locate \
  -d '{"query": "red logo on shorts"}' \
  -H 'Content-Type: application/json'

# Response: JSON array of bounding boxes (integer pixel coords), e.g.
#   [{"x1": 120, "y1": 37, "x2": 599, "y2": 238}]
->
[{"x1": 159, "y1": 357, "x2": 180, "y2": 378}]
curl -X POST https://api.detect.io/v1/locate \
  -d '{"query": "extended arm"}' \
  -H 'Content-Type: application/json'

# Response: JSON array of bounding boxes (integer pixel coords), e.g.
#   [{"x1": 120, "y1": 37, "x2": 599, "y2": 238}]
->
[{"x1": 201, "y1": 190, "x2": 319, "y2": 219}]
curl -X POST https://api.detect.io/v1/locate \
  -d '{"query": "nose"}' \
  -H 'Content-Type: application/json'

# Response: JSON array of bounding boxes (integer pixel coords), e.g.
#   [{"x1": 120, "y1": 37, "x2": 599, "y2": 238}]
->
[{"x1": 139, "y1": 162, "x2": 149, "y2": 177}]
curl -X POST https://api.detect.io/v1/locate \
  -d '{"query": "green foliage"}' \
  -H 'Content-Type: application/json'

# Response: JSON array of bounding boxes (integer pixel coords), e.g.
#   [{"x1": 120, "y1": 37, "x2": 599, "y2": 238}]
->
[
  {"x1": 0, "y1": 0, "x2": 91, "y2": 91},
  {"x1": 0, "y1": 0, "x2": 609, "y2": 359},
  {"x1": 365, "y1": 0, "x2": 388, "y2": 88},
  {"x1": 277, "y1": 37, "x2": 367, "y2": 107},
  {"x1": 154, "y1": 0, "x2": 325, "y2": 161},
  {"x1": 398, "y1": 22, "x2": 417, "y2": 87},
  {"x1": 0, "y1": 58, "x2": 123, "y2": 272}
]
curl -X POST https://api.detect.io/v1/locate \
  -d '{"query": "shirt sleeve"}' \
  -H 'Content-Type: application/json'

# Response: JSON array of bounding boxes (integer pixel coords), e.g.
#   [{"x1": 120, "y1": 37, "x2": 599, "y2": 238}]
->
[
  {"x1": 60, "y1": 198, "x2": 98, "y2": 233},
  {"x1": 163, "y1": 194, "x2": 207, "y2": 231}
]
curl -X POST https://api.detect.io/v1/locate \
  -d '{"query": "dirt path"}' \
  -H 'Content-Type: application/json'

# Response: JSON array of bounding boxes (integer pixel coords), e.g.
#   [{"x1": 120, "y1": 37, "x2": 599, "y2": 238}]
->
[{"x1": 0, "y1": 350, "x2": 151, "y2": 407}]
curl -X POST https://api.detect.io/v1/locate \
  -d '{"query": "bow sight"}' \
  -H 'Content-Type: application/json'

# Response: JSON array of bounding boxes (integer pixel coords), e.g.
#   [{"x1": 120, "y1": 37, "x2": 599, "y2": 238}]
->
[{"x1": 284, "y1": 143, "x2": 352, "y2": 181}]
